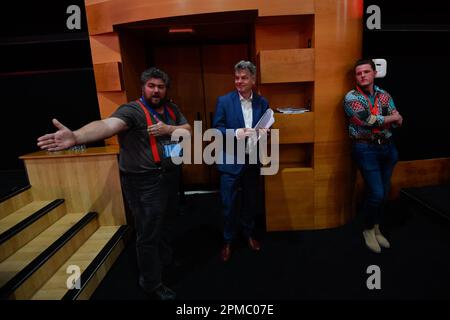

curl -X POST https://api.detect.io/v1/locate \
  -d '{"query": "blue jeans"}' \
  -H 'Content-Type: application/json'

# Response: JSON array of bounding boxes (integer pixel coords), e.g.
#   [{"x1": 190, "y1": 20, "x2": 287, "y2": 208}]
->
[{"x1": 352, "y1": 142, "x2": 399, "y2": 230}]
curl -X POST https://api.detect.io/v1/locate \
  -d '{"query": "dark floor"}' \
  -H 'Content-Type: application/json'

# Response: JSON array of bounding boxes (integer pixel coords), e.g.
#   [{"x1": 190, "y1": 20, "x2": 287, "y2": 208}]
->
[
  {"x1": 1, "y1": 170, "x2": 449, "y2": 301},
  {"x1": 91, "y1": 192, "x2": 450, "y2": 300}
]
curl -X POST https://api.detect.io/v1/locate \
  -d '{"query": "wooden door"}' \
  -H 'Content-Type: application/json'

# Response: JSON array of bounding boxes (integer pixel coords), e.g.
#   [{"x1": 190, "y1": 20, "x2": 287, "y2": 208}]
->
[{"x1": 152, "y1": 45, "x2": 209, "y2": 187}]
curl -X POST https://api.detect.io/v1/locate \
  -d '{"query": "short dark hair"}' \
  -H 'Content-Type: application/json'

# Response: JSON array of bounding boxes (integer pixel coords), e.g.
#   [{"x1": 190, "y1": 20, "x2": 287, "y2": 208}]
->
[
  {"x1": 140, "y1": 67, "x2": 170, "y2": 88},
  {"x1": 354, "y1": 59, "x2": 376, "y2": 72}
]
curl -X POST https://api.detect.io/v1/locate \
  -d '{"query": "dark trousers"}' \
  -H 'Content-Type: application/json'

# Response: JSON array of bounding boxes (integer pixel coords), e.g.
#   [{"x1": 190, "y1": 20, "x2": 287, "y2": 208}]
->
[
  {"x1": 220, "y1": 165, "x2": 262, "y2": 243},
  {"x1": 352, "y1": 142, "x2": 399, "y2": 230},
  {"x1": 120, "y1": 170, "x2": 179, "y2": 291}
]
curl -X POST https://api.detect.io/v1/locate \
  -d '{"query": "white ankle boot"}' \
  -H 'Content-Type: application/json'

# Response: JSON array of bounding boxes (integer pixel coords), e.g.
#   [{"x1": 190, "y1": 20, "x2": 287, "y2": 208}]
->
[
  {"x1": 374, "y1": 224, "x2": 391, "y2": 248},
  {"x1": 363, "y1": 228, "x2": 381, "y2": 253}
]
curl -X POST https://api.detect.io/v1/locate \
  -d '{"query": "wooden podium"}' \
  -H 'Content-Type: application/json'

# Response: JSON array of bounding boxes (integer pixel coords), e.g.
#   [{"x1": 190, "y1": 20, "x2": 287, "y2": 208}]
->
[{"x1": 20, "y1": 146, "x2": 126, "y2": 226}]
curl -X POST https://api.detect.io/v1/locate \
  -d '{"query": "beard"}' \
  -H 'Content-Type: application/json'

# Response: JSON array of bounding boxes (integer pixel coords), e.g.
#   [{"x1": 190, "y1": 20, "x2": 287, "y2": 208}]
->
[{"x1": 144, "y1": 96, "x2": 167, "y2": 108}]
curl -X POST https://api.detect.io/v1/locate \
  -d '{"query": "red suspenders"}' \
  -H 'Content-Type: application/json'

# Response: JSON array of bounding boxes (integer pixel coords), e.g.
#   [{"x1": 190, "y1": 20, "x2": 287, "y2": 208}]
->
[{"x1": 135, "y1": 99, "x2": 176, "y2": 163}]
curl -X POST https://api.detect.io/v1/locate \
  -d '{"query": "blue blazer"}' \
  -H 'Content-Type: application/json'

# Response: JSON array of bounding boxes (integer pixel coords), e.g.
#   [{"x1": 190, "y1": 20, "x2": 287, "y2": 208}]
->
[{"x1": 212, "y1": 90, "x2": 269, "y2": 176}]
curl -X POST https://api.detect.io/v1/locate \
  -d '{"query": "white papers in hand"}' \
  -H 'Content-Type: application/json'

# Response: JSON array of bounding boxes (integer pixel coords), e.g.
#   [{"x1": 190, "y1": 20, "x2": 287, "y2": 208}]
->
[{"x1": 254, "y1": 108, "x2": 275, "y2": 129}]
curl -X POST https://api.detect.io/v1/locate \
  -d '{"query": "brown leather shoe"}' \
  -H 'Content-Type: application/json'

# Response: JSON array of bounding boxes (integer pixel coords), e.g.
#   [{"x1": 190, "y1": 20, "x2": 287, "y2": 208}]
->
[
  {"x1": 248, "y1": 237, "x2": 261, "y2": 251},
  {"x1": 221, "y1": 244, "x2": 231, "y2": 262}
]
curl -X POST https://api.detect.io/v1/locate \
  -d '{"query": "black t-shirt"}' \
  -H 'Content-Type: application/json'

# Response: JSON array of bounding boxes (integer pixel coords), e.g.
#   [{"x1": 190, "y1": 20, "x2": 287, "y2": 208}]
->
[{"x1": 111, "y1": 101, "x2": 188, "y2": 173}]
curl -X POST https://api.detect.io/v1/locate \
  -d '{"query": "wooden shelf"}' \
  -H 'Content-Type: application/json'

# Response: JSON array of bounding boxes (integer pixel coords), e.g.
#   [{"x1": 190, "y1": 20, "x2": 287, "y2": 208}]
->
[
  {"x1": 259, "y1": 82, "x2": 314, "y2": 111},
  {"x1": 277, "y1": 143, "x2": 314, "y2": 168},
  {"x1": 259, "y1": 48, "x2": 314, "y2": 83},
  {"x1": 255, "y1": 15, "x2": 314, "y2": 52}
]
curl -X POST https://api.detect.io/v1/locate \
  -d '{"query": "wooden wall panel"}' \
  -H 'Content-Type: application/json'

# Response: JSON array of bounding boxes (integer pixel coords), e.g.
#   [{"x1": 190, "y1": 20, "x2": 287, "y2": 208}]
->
[
  {"x1": 21, "y1": 148, "x2": 125, "y2": 226},
  {"x1": 311, "y1": 0, "x2": 362, "y2": 229},
  {"x1": 93, "y1": 62, "x2": 123, "y2": 91},
  {"x1": 273, "y1": 113, "x2": 314, "y2": 144},
  {"x1": 89, "y1": 33, "x2": 122, "y2": 64},
  {"x1": 85, "y1": 1, "x2": 113, "y2": 34},
  {"x1": 265, "y1": 168, "x2": 315, "y2": 231},
  {"x1": 97, "y1": 92, "x2": 127, "y2": 119},
  {"x1": 85, "y1": 0, "x2": 109, "y2": 6},
  {"x1": 85, "y1": 0, "x2": 315, "y2": 35},
  {"x1": 259, "y1": 48, "x2": 315, "y2": 83},
  {"x1": 391, "y1": 158, "x2": 450, "y2": 195},
  {"x1": 314, "y1": 0, "x2": 362, "y2": 143}
]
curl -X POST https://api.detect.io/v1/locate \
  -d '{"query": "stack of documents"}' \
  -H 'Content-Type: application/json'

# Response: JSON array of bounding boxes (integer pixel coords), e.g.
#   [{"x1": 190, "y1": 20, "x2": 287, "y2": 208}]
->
[
  {"x1": 276, "y1": 107, "x2": 310, "y2": 114},
  {"x1": 255, "y1": 108, "x2": 275, "y2": 129}
]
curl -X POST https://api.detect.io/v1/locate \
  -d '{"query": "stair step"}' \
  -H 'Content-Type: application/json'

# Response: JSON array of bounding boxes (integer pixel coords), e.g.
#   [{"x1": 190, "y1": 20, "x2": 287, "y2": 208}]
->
[
  {"x1": 0, "y1": 213, "x2": 85, "y2": 287},
  {"x1": 0, "y1": 199, "x2": 66, "y2": 262},
  {"x1": 0, "y1": 185, "x2": 32, "y2": 220},
  {"x1": 31, "y1": 225, "x2": 128, "y2": 300},
  {"x1": 0, "y1": 212, "x2": 98, "y2": 300}
]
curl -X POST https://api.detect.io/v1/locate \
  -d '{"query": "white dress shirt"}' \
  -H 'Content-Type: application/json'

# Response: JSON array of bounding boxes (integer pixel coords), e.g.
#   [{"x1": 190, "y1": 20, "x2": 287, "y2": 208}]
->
[
  {"x1": 237, "y1": 92, "x2": 257, "y2": 155},
  {"x1": 239, "y1": 92, "x2": 253, "y2": 129}
]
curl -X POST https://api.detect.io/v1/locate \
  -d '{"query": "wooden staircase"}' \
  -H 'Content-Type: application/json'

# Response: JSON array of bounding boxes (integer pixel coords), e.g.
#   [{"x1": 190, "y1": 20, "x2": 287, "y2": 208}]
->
[{"x1": 0, "y1": 146, "x2": 128, "y2": 300}]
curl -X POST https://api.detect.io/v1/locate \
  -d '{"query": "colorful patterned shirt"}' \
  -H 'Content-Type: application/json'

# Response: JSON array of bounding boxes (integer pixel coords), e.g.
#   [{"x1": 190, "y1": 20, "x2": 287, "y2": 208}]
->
[{"x1": 343, "y1": 85, "x2": 397, "y2": 140}]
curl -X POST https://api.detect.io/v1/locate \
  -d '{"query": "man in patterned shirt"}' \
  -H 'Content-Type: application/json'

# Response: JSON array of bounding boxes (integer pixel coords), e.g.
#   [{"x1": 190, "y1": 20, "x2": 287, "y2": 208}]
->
[{"x1": 344, "y1": 59, "x2": 403, "y2": 253}]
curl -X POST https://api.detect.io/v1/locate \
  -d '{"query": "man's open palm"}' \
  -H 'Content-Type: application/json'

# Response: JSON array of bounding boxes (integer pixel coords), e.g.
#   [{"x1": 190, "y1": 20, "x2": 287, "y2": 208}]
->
[{"x1": 37, "y1": 119, "x2": 76, "y2": 151}]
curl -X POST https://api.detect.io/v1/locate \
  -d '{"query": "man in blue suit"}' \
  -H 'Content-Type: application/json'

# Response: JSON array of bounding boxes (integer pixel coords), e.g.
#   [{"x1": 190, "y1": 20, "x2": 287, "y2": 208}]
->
[{"x1": 213, "y1": 60, "x2": 270, "y2": 262}]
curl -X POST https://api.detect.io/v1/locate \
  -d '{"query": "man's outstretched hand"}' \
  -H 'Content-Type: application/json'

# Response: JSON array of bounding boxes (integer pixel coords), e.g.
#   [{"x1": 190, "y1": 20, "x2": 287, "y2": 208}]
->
[{"x1": 37, "y1": 119, "x2": 77, "y2": 151}]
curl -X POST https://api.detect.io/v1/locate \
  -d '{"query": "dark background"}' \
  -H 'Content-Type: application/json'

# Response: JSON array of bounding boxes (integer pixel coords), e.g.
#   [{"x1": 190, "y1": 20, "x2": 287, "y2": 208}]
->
[
  {"x1": 363, "y1": 0, "x2": 450, "y2": 160},
  {"x1": 0, "y1": 0, "x2": 449, "y2": 171},
  {"x1": 0, "y1": 1, "x2": 101, "y2": 171}
]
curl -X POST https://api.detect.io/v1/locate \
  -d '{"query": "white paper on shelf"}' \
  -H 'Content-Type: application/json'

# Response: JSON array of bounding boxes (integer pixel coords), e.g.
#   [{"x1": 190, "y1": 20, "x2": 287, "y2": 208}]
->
[{"x1": 276, "y1": 107, "x2": 310, "y2": 114}]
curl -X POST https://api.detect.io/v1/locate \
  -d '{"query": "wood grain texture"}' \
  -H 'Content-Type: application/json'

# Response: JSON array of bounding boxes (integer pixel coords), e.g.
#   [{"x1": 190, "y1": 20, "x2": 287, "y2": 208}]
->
[
  {"x1": 0, "y1": 189, "x2": 33, "y2": 221},
  {"x1": 259, "y1": 82, "x2": 314, "y2": 111},
  {"x1": 19, "y1": 146, "x2": 119, "y2": 160},
  {"x1": 0, "y1": 202, "x2": 66, "y2": 263},
  {"x1": 85, "y1": 0, "x2": 315, "y2": 35},
  {"x1": 8, "y1": 217, "x2": 99, "y2": 300},
  {"x1": 97, "y1": 91, "x2": 127, "y2": 119},
  {"x1": 272, "y1": 112, "x2": 314, "y2": 144},
  {"x1": 89, "y1": 33, "x2": 122, "y2": 64},
  {"x1": 390, "y1": 158, "x2": 450, "y2": 196},
  {"x1": 93, "y1": 62, "x2": 123, "y2": 92},
  {"x1": 314, "y1": 0, "x2": 363, "y2": 143},
  {"x1": 0, "y1": 213, "x2": 84, "y2": 286},
  {"x1": 21, "y1": 147, "x2": 125, "y2": 226},
  {"x1": 308, "y1": 0, "x2": 362, "y2": 228},
  {"x1": 255, "y1": 15, "x2": 314, "y2": 52},
  {"x1": 259, "y1": 48, "x2": 315, "y2": 84},
  {"x1": 265, "y1": 167, "x2": 315, "y2": 230},
  {"x1": 31, "y1": 226, "x2": 121, "y2": 300}
]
